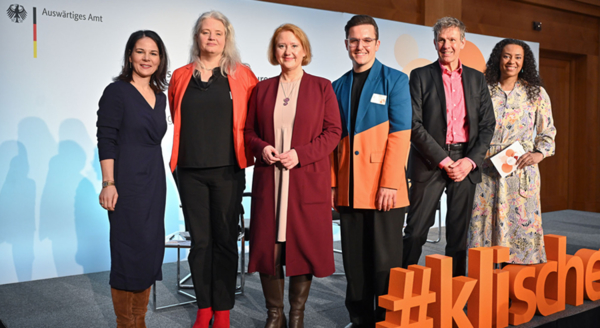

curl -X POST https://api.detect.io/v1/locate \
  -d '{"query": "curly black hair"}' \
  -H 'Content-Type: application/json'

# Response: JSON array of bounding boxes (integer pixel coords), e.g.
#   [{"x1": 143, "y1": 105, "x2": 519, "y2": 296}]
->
[{"x1": 485, "y1": 38, "x2": 542, "y2": 103}]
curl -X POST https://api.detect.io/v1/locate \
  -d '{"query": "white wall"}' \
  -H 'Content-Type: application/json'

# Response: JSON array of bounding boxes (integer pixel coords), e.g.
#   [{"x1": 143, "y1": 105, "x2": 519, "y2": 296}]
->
[{"x1": 0, "y1": 0, "x2": 538, "y2": 284}]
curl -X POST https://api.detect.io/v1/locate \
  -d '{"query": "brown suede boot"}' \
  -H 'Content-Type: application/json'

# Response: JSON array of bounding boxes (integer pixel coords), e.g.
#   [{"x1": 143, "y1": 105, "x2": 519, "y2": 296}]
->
[
  {"x1": 260, "y1": 271, "x2": 286, "y2": 328},
  {"x1": 132, "y1": 287, "x2": 151, "y2": 328},
  {"x1": 111, "y1": 287, "x2": 134, "y2": 328},
  {"x1": 288, "y1": 274, "x2": 312, "y2": 328}
]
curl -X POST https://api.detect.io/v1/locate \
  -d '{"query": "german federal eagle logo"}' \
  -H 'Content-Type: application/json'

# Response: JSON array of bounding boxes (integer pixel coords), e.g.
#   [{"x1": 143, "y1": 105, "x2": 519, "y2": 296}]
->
[{"x1": 6, "y1": 4, "x2": 27, "y2": 23}]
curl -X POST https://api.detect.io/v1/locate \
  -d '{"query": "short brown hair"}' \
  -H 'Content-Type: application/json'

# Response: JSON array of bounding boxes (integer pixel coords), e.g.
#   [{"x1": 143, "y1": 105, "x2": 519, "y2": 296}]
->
[
  {"x1": 433, "y1": 17, "x2": 466, "y2": 41},
  {"x1": 268, "y1": 24, "x2": 312, "y2": 66},
  {"x1": 344, "y1": 15, "x2": 379, "y2": 40}
]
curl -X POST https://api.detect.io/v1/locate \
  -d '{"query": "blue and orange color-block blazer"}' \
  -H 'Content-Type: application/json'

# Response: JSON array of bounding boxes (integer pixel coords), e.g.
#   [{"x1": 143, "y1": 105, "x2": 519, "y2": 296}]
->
[{"x1": 331, "y1": 59, "x2": 412, "y2": 210}]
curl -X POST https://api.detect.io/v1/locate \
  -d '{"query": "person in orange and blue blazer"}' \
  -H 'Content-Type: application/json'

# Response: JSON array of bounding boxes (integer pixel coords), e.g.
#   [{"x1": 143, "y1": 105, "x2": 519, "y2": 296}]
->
[
  {"x1": 330, "y1": 15, "x2": 412, "y2": 327},
  {"x1": 168, "y1": 11, "x2": 258, "y2": 328}
]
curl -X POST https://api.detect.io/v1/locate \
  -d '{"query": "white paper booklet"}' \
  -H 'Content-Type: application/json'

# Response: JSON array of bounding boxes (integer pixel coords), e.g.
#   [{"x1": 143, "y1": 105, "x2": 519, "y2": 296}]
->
[{"x1": 490, "y1": 141, "x2": 526, "y2": 178}]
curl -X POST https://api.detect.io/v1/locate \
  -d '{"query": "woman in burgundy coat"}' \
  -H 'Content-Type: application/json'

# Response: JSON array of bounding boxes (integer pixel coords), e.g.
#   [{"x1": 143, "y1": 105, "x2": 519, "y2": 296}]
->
[{"x1": 244, "y1": 24, "x2": 342, "y2": 328}]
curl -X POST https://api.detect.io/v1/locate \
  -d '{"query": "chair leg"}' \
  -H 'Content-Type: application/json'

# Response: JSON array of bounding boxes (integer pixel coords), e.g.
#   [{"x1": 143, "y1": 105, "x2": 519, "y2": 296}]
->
[{"x1": 427, "y1": 199, "x2": 443, "y2": 243}]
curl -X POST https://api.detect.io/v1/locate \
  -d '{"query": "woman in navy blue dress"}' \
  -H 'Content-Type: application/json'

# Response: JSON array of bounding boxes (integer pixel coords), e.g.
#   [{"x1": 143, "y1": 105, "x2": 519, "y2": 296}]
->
[{"x1": 96, "y1": 30, "x2": 169, "y2": 328}]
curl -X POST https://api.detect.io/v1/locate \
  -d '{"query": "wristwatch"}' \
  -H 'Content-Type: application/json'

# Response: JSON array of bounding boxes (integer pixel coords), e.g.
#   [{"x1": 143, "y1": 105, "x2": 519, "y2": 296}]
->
[{"x1": 102, "y1": 181, "x2": 115, "y2": 188}]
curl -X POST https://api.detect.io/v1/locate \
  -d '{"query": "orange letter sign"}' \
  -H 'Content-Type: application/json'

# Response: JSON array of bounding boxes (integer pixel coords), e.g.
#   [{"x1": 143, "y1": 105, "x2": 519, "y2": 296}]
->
[
  {"x1": 378, "y1": 266, "x2": 436, "y2": 328},
  {"x1": 425, "y1": 254, "x2": 476, "y2": 328}
]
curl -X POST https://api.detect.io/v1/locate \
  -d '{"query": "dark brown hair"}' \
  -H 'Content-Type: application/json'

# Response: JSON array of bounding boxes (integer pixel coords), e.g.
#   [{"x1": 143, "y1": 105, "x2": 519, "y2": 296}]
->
[
  {"x1": 344, "y1": 15, "x2": 379, "y2": 40},
  {"x1": 485, "y1": 38, "x2": 542, "y2": 103},
  {"x1": 115, "y1": 30, "x2": 168, "y2": 93}
]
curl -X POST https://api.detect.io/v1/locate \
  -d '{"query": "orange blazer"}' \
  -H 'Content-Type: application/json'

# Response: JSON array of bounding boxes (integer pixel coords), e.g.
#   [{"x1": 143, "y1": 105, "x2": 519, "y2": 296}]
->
[
  {"x1": 331, "y1": 59, "x2": 412, "y2": 209},
  {"x1": 168, "y1": 63, "x2": 258, "y2": 172}
]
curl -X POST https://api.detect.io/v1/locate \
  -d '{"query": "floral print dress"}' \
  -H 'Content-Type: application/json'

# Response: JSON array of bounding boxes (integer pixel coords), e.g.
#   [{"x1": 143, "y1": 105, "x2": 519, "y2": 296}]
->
[{"x1": 468, "y1": 81, "x2": 556, "y2": 264}]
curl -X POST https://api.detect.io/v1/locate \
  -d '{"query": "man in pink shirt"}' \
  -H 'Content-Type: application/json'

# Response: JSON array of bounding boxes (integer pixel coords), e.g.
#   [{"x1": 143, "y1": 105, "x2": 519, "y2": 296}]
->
[{"x1": 402, "y1": 17, "x2": 495, "y2": 276}]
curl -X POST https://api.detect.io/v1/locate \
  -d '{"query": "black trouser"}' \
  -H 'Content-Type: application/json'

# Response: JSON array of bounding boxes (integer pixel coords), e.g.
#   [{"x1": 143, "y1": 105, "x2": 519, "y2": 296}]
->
[
  {"x1": 175, "y1": 166, "x2": 244, "y2": 310},
  {"x1": 403, "y1": 148, "x2": 476, "y2": 277},
  {"x1": 339, "y1": 206, "x2": 406, "y2": 327}
]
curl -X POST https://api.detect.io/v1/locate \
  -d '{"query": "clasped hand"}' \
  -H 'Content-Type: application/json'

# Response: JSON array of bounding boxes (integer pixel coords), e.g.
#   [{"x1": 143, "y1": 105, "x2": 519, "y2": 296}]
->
[
  {"x1": 444, "y1": 158, "x2": 473, "y2": 182},
  {"x1": 262, "y1": 145, "x2": 298, "y2": 169}
]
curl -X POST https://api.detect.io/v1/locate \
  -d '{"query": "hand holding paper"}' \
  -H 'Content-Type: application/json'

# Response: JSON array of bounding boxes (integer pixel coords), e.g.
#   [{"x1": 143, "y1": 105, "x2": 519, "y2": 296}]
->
[{"x1": 490, "y1": 141, "x2": 526, "y2": 178}]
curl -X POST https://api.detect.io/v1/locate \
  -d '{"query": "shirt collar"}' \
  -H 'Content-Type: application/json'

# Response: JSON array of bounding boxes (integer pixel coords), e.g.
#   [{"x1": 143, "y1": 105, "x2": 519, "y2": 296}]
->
[
  {"x1": 439, "y1": 59, "x2": 463, "y2": 76},
  {"x1": 497, "y1": 79, "x2": 522, "y2": 91}
]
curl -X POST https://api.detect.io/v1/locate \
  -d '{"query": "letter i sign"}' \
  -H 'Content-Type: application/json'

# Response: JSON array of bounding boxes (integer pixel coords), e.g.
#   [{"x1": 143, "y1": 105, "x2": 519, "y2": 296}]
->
[{"x1": 377, "y1": 266, "x2": 436, "y2": 328}]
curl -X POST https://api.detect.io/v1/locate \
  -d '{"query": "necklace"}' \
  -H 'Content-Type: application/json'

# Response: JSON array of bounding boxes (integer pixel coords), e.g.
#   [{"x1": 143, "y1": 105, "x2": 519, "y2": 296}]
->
[
  {"x1": 198, "y1": 61, "x2": 217, "y2": 71},
  {"x1": 280, "y1": 80, "x2": 299, "y2": 106},
  {"x1": 200, "y1": 66, "x2": 215, "y2": 71}
]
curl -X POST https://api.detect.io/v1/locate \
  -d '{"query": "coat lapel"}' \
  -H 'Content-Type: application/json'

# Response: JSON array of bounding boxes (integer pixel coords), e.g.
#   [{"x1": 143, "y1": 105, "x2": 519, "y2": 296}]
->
[
  {"x1": 175, "y1": 64, "x2": 194, "y2": 113},
  {"x1": 430, "y1": 63, "x2": 447, "y2": 126},
  {"x1": 227, "y1": 68, "x2": 240, "y2": 126},
  {"x1": 355, "y1": 59, "x2": 383, "y2": 130},
  {"x1": 290, "y1": 72, "x2": 309, "y2": 147},
  {"x1": 462, "y1": 66, "x2": 474, "y2": 120},
  {"x1": 461, "y1": 66, "x2": 477, "y2": 144},
  {"x1": 261, "y1": 76, "x2": 279, "y2": 146},
  {"x1": 337, "y1": 72, "x2": 352, "y2": 134}
]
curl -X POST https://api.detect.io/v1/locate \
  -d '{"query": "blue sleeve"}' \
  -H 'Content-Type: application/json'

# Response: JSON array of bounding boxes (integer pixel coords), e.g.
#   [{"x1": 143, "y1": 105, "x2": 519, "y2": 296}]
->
[
  {"x1": 96, "y1": 83, "x2": 124, "y2": 161},
  {"x1": 388, "y1": 72, "x2": 412, "y2": 133}
]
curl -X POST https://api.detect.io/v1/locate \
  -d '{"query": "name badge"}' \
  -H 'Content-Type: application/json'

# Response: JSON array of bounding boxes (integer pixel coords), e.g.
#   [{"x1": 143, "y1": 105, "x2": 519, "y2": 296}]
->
[{"x1": 370, "y1": 93, "x2": 387, "y2": 105}]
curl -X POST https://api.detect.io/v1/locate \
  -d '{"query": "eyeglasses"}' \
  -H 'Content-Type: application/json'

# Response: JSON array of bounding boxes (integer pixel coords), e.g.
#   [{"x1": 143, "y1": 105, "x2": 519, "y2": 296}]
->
[{"x1": 346, "y1": 38, "x2": 376, "y2": 49}]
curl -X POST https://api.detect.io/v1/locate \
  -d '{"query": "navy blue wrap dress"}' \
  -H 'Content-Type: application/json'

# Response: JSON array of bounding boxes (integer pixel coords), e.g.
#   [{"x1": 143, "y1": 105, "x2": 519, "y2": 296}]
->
[{"x1": 97, "y1": 80, "x2": 167, "y2": 291}]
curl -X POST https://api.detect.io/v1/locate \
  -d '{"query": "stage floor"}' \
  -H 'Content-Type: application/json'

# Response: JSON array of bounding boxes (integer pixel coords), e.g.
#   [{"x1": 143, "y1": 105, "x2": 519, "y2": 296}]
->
[{"x1": 0, "y1": 210, "x2": 598, "y2": 327}]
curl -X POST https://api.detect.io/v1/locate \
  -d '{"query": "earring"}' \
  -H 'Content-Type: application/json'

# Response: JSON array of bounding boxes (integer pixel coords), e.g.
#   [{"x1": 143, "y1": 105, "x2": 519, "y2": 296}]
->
[{"x1": 129, "y1": 62, "x2": 132, "y2": 69}]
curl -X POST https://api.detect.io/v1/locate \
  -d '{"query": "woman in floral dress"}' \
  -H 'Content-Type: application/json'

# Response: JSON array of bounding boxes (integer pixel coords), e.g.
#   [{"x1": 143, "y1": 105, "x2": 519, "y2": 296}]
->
[{"x1": 468, "y1": 39, "x2": 556, "y2": 264}]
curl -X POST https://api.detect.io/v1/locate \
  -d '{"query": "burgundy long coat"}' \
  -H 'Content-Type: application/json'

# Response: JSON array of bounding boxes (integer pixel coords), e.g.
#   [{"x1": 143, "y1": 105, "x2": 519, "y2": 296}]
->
[{"x1": 244, "y1": 73, "x2": 342, "y2": 277}]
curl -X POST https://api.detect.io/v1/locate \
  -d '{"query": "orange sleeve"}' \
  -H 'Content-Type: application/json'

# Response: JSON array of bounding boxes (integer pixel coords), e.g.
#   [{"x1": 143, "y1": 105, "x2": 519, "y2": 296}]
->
[
  {"x1": 330, "y1": 149, "x2": 338, "y2": 188},
  {"x1": 167, "y1": 71, "x2": 177, "y2": 119},
  {"x1": 379, "y1": 129, "x2": 411, "y2": 189}
]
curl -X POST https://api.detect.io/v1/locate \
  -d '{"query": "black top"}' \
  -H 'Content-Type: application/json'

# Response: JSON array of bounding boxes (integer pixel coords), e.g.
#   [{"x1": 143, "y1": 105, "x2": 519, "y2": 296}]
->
[
  {"x1": 178, "y1": 69, "x2": 236, "y2": 168},
  {"x1": 349, "y1": 68, "x2": 370, "y2": 206},
  {"x1": 350, "y1": 68, "x2": 370, "y2": 138}
]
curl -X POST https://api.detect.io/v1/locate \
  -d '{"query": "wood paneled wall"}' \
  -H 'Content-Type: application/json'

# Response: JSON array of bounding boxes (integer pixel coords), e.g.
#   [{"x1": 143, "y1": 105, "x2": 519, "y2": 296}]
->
[{"x1": 260, "y1": 0, "x2": 600, "y2": 212}]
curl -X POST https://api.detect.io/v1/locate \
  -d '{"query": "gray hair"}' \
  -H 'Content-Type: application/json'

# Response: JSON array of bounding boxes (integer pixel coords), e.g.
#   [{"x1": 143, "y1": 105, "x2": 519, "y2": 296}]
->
[
  {"x1": 190, "y1": 11, "x2": 241, "y2": 77},
  {"x1": 433, "y1": 17, "x2": 466, "y2": 41}
]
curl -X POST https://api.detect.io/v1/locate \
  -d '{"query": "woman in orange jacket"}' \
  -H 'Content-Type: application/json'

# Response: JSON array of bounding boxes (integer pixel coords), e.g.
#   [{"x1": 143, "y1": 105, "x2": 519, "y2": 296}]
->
[{"x1": 168, "y1": 11, "x2": 257, "y2": 328}]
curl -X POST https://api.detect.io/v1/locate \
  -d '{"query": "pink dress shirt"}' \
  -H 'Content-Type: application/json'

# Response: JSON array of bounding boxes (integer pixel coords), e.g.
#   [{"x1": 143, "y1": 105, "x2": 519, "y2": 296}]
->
[{"x1": 438, "y1": 60, "x2": 475, "y2": 170}]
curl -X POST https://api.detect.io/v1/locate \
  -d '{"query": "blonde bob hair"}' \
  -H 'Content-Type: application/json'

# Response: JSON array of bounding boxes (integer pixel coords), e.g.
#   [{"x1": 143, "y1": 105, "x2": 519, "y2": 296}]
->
[
  {"x1": 190, "y1": 11, "x2": 241, "y2": 76},
  {"x1": 268, "y1": 24, "x2": 312, "y2": 66}
]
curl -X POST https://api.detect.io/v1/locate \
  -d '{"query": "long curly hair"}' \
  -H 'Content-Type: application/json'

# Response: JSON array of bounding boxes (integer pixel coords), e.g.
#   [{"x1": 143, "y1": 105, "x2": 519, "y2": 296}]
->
[{"x1": 485, "y1": 38, "x2": 542, "y2": 103}]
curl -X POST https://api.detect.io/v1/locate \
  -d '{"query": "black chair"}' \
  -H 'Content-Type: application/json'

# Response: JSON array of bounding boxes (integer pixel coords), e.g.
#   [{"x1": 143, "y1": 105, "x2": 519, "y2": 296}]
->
[
  {"x1": 427, "y1": 199, "x2": 443, "y2": 243},
  {"x1": 153, "y1": 194, "x2": 249, "y2": 310},
  {"x1": 332, "y1": 210, "x2": 344, "y2": 276}
]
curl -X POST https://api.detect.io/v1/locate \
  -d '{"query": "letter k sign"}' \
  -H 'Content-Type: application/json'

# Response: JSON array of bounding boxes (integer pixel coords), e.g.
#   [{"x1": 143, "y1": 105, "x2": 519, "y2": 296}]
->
[{"x1": 425, "y1": 254, "x2": 477, "y2": 328}]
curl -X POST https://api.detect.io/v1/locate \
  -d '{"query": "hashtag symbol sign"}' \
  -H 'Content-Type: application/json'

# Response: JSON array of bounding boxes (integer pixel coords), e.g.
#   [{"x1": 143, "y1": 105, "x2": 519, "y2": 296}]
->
[{"x1": 377, "y1": 266, "x2": 437, "y2": 328}]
